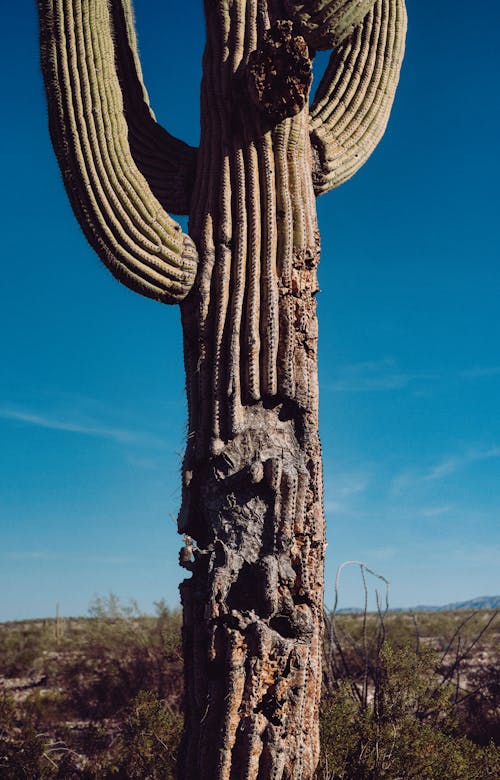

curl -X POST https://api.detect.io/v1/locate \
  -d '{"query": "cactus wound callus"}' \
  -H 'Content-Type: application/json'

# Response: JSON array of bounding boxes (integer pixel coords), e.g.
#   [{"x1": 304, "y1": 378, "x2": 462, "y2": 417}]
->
[{"x1": 37, "y1": 1, "x2": 406, "y2": 777}]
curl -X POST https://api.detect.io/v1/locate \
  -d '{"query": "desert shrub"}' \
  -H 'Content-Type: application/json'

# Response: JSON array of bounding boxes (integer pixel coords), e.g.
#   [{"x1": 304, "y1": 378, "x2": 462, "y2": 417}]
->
[
  {"x1": 57, "y1": 691, "x2": 182, "y2": 779},
  {"x1": 0, "y1": 688, "x2": 180, "y2": 779},
  {"x1": 0, "y1": 620, "x2": 55, "y2": 678},
  {"x1": 319, "y1": 641, "x2": 500, "y2": 779},
  {"x1": 318, "y1": 563, "x2": 500, "y2": 779},
  {"x1": 458, "y1": 659, "x2": 500, "y2": 745},
  {"x1": 1, "y1": 586, "x2": 498, "y2": 778},
  {"x1": 317, "y1": 663, "x2": 500, "y2": 780},
  {"x1": 0, "y1": 597, "x2": 183, "y2": 777},
  {"x1": 0, "y1": 689, "x2": 80, "y2": 778},
  {"x1": 51, "y1": 596, "x2": 183, "y2": 720},
  {"x1": 0, "y1": 728, "x2": 52, "y2": 779},
  {"x1": 115, "y1": 690, "x2": 181, "y2": 778}
]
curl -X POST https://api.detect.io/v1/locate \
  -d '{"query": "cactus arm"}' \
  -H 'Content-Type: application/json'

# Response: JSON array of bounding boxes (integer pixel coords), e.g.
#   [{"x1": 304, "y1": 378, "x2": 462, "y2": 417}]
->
[
  {"x1": 110, "y1": 0, "x2": 197, "y2": 216},
  {"x1": 308, "y1": 0, "x2": 407, "y2": 195},
  {"x1": 37, "y1": 0, "x2": 198, "y2": 304},
  {"x1": 284, "y1": 0, "x2": 378, "y2": 49}
]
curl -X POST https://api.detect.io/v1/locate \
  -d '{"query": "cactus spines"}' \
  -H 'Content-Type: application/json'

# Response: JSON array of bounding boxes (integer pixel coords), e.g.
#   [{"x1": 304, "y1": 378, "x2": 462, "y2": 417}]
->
[
  {"x1": 110, "y1": 1, "x2": 197, "y2": 217},
  {"x1": 37, "y1": 1, "x2": 406, "y2": 777},
  {"x1": 284, "y1": 0, "x2": 379, "y2": 49},
  {"x1": 38, "y1": 0, "x2": 198, "y2": 304},
  {"x1": 310, "y1": 0, "x2": 407, "y2": 194}
]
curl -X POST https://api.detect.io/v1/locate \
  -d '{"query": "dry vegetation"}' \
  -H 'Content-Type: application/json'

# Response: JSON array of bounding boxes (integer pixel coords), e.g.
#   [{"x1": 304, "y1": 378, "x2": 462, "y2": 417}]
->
[
  {"x1": 0, "y1": 595, "x2": 498, "y2": 778},
  {"x1": 320, "y1": 607, "x2": 499, "y2": 779}
]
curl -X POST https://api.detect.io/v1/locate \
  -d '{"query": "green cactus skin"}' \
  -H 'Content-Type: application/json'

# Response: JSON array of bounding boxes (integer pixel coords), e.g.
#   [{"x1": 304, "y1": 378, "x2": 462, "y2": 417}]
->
[
  {"x1": 38, "y1": 0, "x2": 198, "y2": 303},
  {"x1": 310, "y1": 0, "x2": 407, "y2": 193},
  {"x1": 37, "y1": 1, "x2": 406, "y2": 778},
  {"x1": 284, "y1": 0, "x2": 380, "y2": 49}
]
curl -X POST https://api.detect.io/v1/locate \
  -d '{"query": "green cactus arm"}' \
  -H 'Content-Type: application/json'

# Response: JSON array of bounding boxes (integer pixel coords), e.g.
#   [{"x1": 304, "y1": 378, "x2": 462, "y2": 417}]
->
[
  {"x1": 284, "y1": 0, "x2": 378, "y2": 49},
  {"x1": 308, "y1": 0, "x2": 407, "y2": 195},
  {"x1": 37, "y1": 0, "x2": 198, "y2": 304},
  {"x1": 110, "y1": 0, "x2": 197, "y2": 216}
]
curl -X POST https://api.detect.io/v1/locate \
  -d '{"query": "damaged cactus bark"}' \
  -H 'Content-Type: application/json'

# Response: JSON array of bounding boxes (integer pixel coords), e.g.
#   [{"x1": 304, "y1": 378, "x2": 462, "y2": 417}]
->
[{"x1": 37, "y1": 1, "x2": 406, "y2": 777}]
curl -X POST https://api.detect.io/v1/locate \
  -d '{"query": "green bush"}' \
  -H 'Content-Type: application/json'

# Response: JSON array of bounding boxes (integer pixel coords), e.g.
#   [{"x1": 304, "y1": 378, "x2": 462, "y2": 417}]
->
[
  {"x1": 318, "y1": 580, "x2": 499, "y2": 780},
  {"x1": 0, "y1": 690, "x2": 67, "y2": 778},
  {"x1": 115, "y1": 690, "x2": 182, "y2": 778},
  {"x1": 0, "y1": 597, "x2": 183, "y2": 778},
  {"x1": 0, "y1": 620, "x2": 54, "y2": 677},
  {"x1": 48, "y1": 597, "x2": 183, "y2": 720},
  {"x1": 318, "y1": 641, "x2": 500, "y2": 779}
]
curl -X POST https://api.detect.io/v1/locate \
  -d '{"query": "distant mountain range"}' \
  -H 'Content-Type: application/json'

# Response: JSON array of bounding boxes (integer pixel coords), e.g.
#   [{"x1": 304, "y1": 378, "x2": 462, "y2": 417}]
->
[{"x1": 336, "y1": 596, "x2": 500, "y2": 614}]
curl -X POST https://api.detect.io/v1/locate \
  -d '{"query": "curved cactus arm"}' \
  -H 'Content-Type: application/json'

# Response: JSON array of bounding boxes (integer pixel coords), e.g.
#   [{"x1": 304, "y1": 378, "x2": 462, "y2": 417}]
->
[
  {"x1": 111, "y1": 0, "x2": 197, "y2": 216},
  {"x1": 284, "y1": 0, "x2": 377, "y2": 49},
  {"x1": 308, "y1": 0, "x2": 407, "y2": 196},
  {"x1": 37, "y1": 0, "x2": 198, "y2": 304}
]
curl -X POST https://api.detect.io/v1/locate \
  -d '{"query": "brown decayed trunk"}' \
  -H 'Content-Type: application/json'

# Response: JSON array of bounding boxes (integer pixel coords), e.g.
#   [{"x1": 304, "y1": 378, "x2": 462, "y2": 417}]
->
[{"x1": 178, "y1": 2, "x2": 325, "y2": 778}]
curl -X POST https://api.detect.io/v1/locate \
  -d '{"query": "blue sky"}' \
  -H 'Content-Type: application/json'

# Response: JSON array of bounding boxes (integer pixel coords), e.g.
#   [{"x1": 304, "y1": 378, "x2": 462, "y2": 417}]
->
[{"x1": 1, "y1": 1, "x2": 499, "y2": 621}]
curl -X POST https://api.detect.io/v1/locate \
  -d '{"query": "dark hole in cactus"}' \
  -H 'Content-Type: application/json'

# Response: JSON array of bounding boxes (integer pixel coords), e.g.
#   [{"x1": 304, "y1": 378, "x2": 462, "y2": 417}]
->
[
  {"x1": 247, "y1": 19, "x2": 312, "y2": 123},
  {"x1": 269, "y1": 614, "x2": 297, "y2": 638}
]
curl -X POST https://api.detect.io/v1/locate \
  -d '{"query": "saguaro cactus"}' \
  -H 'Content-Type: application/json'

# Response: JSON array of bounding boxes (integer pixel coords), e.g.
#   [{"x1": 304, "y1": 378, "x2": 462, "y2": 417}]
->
[{"x1": 37, "y1": 1, "x2": 406, "y2": 777}]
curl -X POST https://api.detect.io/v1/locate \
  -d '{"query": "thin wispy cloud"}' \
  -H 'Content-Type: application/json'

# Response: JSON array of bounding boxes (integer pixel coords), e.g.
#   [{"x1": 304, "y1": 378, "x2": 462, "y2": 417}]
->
[
  {"x1": 416, "y1": 541, "x2": 500, "y2": 567},
  {"x1": 7, "y1": 551, "x2": 130, "y2": 565},
  {"x1": 427, "y1": 448, "x2": 500, "y2": 481},
  {"x1": 327, "y1": 359, "x2": 437, "y2": 393},
  {"x1": 419, "y1": 505, "x2": 454, "y2": 518},
  {"x1": 0, "y1": 405, "x2": 162, "y2": 447},
  {"x1": 459, "y1": 366, "x2": 500, "y2": 379},
  {"x1": 127, "y1": 455, "x2": 165, "y2": 471},
  {"x1": 7, "y1": 551, "x2": 56, "y2": 561},
  {"x1": 356, "y1": 546, "x2": 398, "y2": 561},
  {"x1": 392, "y1": 447, "x2": 500, "y2": 494},
  {"x1": 87, "y1": 555, "x2": 130, "y2": 565},
  {"x1": 324, "y1": 470, "x2": 371, "y2": 514},
  {"x1": 325, "y1": 358, "x2": 500, "y2": 394}
]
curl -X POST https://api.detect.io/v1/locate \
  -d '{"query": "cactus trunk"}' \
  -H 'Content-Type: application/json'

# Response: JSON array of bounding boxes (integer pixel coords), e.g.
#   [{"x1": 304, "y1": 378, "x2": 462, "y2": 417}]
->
[
  {"x1": 178, "y1": 399, "x2": 324, "y2": 779},
  {"x1": 177, "y1": 6, "x2": 324, "y2": 777}
]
